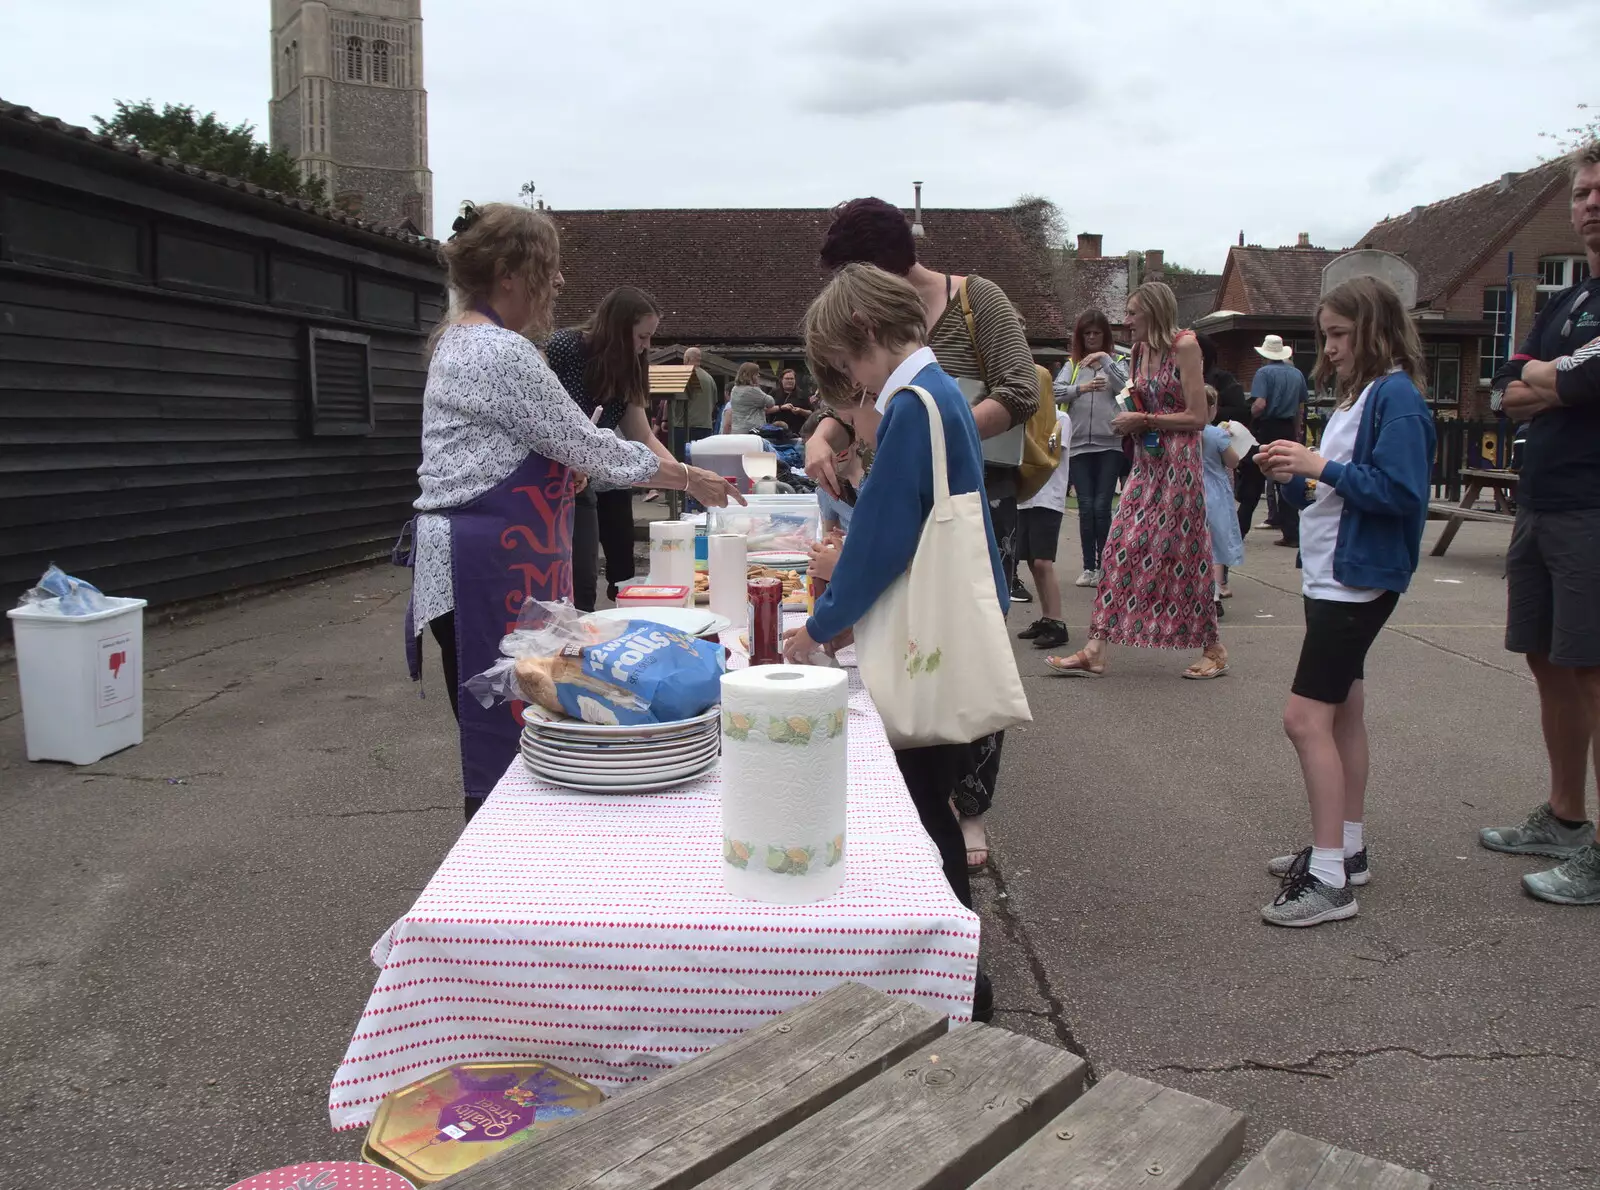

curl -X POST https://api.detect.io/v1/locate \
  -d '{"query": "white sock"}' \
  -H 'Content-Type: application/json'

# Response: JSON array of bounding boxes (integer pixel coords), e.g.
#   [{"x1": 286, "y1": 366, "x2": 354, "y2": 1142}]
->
[
  {"x1": 1343, "y1": 821, "x2": 1364, "y2": 858},
  {"x1": 1310, "y1": 846, "x2": 1347, "y2": 888}
]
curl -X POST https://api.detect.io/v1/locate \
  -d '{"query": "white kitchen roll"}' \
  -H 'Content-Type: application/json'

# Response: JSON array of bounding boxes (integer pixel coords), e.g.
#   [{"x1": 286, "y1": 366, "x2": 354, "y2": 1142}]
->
[
  {"x1": 720, "y1": 665, "x2": 848, "y2": 904},
  {"x1": 708, "y1": 533, "x2": 747, "y2": 626},
  {"x1": 648, "y1": 520, "x2": 696, "y2": 589}
]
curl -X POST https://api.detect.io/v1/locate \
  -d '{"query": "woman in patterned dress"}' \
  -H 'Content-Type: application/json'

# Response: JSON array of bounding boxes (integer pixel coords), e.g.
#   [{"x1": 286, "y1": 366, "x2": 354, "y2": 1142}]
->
[{"x1": 1046, "y1": 282, "x2": 1226, "y2": 679}]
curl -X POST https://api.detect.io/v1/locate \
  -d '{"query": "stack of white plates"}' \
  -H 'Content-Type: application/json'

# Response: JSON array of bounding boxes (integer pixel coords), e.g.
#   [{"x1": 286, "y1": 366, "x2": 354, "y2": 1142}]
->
[{"x1": 519, "y1": 705, "x2": 721, "y2": 793}]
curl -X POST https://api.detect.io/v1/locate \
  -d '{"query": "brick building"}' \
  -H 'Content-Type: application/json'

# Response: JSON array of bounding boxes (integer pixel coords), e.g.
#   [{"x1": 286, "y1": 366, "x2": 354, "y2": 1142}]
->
[
  {"x1": 1355, "y1": 156, "x2": 1585, "y2": 417},
  {"x1": 1196, "y1": 158, "x2": 1585, "y2": 417},
  {"x1": 1052, "y1": 232, "x2": 1220, "y2": 344},
  {"x1": 546, "y1": 205, "x2": 1068, "y2": 377}
]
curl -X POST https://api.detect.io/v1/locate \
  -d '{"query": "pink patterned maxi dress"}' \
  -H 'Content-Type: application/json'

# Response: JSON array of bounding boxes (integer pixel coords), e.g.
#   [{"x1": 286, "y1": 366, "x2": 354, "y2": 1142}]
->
[{"x1": 1089, "y1": 333, "x2": 1219, "y2": 650}]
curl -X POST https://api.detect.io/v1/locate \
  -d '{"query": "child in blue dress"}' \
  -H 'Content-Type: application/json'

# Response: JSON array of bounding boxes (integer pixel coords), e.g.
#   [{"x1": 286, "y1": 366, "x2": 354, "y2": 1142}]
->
[{"x1": 1201, "y1": 386, "x2": 1245, "y2": 605}]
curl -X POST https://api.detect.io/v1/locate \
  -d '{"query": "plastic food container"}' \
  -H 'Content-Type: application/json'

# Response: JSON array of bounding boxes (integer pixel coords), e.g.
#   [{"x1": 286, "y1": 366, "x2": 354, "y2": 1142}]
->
[
  {"x1": 707, "y1": 494, "x2": 823, "y2": 553},
  {"x1": 689, "y1": 434, "x2": 770, "y2": 494},
  {"x1": 615, "y1": 583, "x2": 693, "y2": 610}
]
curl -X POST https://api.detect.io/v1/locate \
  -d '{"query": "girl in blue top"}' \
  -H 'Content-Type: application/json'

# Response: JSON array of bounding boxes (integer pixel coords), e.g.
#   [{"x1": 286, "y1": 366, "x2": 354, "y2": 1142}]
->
[
  {"x1": 1253, "y1": 276, "x2": 1436, "y2": 928},
  {"x1": 1200, "y1": 386, "x2": 1245, "y2": 603}
]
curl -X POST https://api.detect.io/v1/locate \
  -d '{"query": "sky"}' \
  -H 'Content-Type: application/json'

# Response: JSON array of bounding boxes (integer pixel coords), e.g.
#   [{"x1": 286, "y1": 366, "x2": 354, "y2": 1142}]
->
[{"x1": 1, "y1": 0, "x2": 1593, "y2": 273}]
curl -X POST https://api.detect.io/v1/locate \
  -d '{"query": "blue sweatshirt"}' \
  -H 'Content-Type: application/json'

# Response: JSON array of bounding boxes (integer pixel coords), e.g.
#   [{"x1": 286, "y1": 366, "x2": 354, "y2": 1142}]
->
[
  {"x1": 1316, "y1": 372, "x2": 1437, "y2": 593},
  {"x1": 807, "y1": 359, "x2": 1008, "y2": 642}
]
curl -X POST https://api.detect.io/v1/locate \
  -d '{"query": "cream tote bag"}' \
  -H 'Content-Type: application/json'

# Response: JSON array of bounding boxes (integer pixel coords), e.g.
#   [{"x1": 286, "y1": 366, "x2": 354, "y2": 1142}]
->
[{"x1": 855, "y1": 385, "x2": 1032, "y2": 749}]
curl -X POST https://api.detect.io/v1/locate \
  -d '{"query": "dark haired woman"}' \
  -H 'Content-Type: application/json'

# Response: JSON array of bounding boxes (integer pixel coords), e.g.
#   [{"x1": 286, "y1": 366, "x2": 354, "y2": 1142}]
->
[
  {"x1": 807, "y1": 194, "x2": 1040, "y2": 871},
  {"x1": 405, "y1": 211, "x2": 739, "y2": 819},
  {"x1": 1053, "y1": 310, "x2": 1127, "y2": 586},
  {"x1": 545, "y1": 287, "x2": 730, "y2": 605}
]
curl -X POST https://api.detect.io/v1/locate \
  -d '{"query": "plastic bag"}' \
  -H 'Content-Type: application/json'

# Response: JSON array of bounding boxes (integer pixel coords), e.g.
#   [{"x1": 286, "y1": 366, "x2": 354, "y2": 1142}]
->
[
  {"x1": 16, "y1": 565, "x2": 111, "y2": 617},
  {"x1": 467, "y1": 599, "x2": 725, "y2": 726}
]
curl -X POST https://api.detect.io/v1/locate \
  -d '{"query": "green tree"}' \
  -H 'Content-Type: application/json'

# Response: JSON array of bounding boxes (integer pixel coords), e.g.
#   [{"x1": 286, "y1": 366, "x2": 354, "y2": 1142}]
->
[
  {"x1": 92, "y1": 100, "x2": 327, "y2": 204},
  {"x1": 1009, "y1": 194, "x2": 1070, "y2": 252}
]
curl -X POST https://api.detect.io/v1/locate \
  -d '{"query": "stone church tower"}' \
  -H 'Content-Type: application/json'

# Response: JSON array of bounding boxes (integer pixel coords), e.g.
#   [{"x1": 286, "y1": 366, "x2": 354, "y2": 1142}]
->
[{"x1": 268, "y1": 0, "x2": 433, "y2": 235}]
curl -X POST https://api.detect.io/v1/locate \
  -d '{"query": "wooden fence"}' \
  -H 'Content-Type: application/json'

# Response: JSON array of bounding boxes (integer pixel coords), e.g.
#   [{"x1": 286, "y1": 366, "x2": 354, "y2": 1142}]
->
[{"x1": 1304, "y1": 414, "x2": 1511, "y2": 501}]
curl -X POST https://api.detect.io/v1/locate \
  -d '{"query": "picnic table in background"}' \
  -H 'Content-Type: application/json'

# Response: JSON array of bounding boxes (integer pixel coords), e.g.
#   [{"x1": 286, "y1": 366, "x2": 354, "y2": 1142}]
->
[
  {"x1": 444, "y1": 982, "x2": 1432, "y2": 1190},
  {"x1": 1428, "y1": 467, "x2": 1518, "y2": 557}
]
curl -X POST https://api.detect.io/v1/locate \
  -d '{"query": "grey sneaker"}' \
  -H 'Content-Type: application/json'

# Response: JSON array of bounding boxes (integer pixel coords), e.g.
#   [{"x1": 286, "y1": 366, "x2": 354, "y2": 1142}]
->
[
  {"x1": 1268, "y1": 846, "x2": 1370, "y2": 887},
  {"x1": 1261, "y1": 849, "x2": 1358, "y2": 928},
  {"x1": 1479, "y1": 803, "x2": 1594, "y2": 858},
  {"x1": 1522, "y1": 843, "x2": 1600, "y2": 906}
]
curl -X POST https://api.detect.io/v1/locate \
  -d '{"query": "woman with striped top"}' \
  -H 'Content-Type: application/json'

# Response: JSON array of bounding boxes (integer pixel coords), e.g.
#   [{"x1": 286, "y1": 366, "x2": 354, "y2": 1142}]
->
[{"x1": 806, "y1": 196, "x2": 1039, "y2": 871}]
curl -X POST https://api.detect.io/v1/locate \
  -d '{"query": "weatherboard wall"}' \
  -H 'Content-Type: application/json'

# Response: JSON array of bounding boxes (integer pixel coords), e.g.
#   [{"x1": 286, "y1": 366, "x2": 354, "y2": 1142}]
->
[{"x1": 0, "y1": 126, "x2": 444, "y2": 616}]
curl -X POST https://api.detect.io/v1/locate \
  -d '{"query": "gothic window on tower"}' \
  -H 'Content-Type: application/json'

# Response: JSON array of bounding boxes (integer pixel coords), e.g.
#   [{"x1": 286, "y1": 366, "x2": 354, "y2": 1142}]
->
[
  {"x1": 372, "y1": 40, "x2": 390, "y2": 85},
  {"x1": 345, "y1": 36, "x2": 364, "y2": 82}
]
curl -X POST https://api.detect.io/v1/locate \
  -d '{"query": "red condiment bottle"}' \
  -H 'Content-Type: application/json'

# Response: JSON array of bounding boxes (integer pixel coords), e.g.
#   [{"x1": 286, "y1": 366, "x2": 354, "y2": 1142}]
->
[{"x1": 747, "y1": 576, "x2": 783, "y2": 666}]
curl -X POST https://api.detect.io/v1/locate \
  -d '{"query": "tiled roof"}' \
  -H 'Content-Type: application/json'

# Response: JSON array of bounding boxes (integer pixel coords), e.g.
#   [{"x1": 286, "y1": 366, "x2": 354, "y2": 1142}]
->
[
  {"x1": 0, "y1": 98, "x2": 439, "y2": 255},
  {"x1": 1218, "y1": 245, "x2": 1342, "y2": 317},
  {"x1": 1169, "y1": 272, "x2": 1223, "y2": 326},
  {"x1": 549, "y1": 206, "x2": 1069, "y2": 344},
  {"x1": 1356, "y1": 158, "x2": 1570, "y2": 306}
]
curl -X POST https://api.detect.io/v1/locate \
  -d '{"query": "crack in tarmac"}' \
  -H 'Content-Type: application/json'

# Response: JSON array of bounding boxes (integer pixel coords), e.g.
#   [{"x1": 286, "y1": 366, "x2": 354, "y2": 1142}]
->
[
  {"x1": 308, "y1": 805, "x2": 457, "y2": 819},
  {"x1": 1155, "y1": 1044, "x2": 1597, "y2": 1082},
  {"x1": 982, "y1": 855, "x2": 1099, "y2": 1083}
]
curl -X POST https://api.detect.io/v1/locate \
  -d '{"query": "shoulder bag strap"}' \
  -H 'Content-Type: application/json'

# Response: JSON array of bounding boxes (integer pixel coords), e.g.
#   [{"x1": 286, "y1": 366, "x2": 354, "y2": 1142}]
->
[
  {"x1": 896, "y1": 384, "x2": 953, "y2": 523},
  {"x1": 958, "y1": 279, "x2": 986, "y2": 379}
]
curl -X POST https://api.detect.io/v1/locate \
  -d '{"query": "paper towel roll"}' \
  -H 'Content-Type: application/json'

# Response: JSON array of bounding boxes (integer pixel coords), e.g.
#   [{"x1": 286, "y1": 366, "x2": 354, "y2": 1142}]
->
[
  {"x1": 649, "y1": 520, "x2": 696, "y2": 589},
  {"x1": 708, "y1": 533, "x2": 747, "y2": 626},
  {"x1": 720, "y1": 665, "x2": 848, "y2": 904}
]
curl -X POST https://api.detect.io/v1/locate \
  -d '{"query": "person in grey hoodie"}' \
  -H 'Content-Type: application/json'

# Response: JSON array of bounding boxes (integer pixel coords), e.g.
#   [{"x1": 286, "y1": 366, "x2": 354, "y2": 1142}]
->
[
  {"x1": 1053, "y1": 309, "x2": 1128, "y2": 585},
  {"x1": 722, "y1": 361, "x2": 777, "y2": 434}
]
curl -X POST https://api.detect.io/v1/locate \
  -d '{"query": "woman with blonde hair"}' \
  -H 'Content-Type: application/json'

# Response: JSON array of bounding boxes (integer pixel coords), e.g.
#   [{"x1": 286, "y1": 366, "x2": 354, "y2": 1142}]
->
[
  {"x1": 400, "y1": 202, "x2": 740, "y2": 819},
  {"x1": 723, "y1": 361, "x2": 776, "y2": 433},
  {"x1": 1256, "y1": 275, "x2": 1434, "y2": 926},
  {"x1": 1047, "y1": 281, "x2": 1225, "y2": 678}
]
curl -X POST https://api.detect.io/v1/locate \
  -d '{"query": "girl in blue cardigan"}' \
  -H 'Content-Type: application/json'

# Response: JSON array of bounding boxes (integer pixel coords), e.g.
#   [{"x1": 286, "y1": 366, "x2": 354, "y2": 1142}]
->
[{"x1": 1253, "y1": 276, "x2": 1437, "y2": 928}]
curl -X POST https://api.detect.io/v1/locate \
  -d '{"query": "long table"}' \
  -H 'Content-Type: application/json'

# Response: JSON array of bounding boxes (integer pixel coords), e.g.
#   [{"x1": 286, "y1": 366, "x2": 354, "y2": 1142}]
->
[{"x1": 328, "y1": 656, "x2": 979, "y2": 1132}]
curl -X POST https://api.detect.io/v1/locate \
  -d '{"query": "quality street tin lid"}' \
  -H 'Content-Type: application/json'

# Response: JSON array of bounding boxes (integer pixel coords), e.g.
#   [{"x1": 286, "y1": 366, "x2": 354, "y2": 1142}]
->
[
  {"x1": 224, "y1": 1160, "x2": 414, "y2": 1190},
  {"x1": 365, "y1": 1061, "x2": 605, "y2": 1184}
]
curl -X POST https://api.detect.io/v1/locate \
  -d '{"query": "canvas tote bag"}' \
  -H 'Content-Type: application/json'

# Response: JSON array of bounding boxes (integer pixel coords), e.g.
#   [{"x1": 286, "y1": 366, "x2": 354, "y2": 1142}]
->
[{"x1": 855, "y1": 385, "x2": 1032, "y2": 749}]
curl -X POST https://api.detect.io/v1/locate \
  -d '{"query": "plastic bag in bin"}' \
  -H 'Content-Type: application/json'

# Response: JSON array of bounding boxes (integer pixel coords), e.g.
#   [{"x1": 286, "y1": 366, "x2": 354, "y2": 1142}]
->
[{"x1": 16, "y1": 565, "x2": 111, "y2": 617}]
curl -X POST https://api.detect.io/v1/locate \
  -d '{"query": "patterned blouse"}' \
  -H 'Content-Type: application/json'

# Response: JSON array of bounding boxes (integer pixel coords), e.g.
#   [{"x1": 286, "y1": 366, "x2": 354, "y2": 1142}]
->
[{"x1": 411, "y1": 323, "x2": 658, "y2": 629}]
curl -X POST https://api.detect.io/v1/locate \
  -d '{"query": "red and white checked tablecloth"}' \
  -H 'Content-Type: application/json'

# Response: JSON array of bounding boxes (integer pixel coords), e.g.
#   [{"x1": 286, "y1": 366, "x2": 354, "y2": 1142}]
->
[{"x1": 327, "y1": 656, "x2": 980, "y2": 1131}]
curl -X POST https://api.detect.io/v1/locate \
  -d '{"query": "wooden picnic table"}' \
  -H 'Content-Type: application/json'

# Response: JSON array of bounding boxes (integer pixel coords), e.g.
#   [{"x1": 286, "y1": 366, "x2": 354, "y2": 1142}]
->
[
  {"x1": 440, "y1": 982, "x2": 1430, "y2": 1189},
  {"x1": 1428, "y1": 467, "x2": 1518, "y2": 557}
]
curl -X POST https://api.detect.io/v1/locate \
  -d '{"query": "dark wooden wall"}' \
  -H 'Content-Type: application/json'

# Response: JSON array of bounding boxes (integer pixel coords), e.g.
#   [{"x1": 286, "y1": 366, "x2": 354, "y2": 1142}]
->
[{"x1": 0, "y1": 131, "x2": 444, "y2": 616}]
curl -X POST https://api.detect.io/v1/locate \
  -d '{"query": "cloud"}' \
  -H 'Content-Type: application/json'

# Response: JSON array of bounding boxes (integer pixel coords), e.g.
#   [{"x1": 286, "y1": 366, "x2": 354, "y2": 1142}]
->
[
  {"x1": 798, "y1": 6, "x2": 1087, "y2": 115},
  {"x1": 1369, "y1": 156, "x2": 1420, "y2": 195}
]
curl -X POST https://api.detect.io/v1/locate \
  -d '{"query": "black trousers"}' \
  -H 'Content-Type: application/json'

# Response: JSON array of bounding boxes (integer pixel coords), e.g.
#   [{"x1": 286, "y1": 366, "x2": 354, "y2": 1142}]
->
[
  {"x1": 1236, "y1": 416, "x2": 1300, "y2": 542},
  {"x1": 893, "y1": 744, "x2": 974, "y2": 909},
  {"x1": 572, "y1": 490, "x2": 600, "y2": 612},
  {"x1": 595, "y1": 489, "x2": 637, "y2": 597},
  {"x1": 427, "y1": 611, "x2": 483, "y2": 823},
  {"x1": 956, "y1": 492, "x2": 1018, "y2": 819}
]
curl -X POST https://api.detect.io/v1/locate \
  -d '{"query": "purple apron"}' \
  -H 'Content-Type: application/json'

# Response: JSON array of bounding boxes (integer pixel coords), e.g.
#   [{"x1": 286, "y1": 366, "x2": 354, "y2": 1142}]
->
[{"x1": 400, "y1": 452, "x2": 576, "y2": 801}]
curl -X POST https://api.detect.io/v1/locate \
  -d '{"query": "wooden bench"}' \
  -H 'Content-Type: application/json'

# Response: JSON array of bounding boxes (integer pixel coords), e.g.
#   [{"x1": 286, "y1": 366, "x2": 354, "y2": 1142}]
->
[
  {"x1": 438, "y1": 983, "x2": 1430, "y2": 1189},
  {"x1": 1428, "y1": 468, "x2": 1518, "y2": 556}
]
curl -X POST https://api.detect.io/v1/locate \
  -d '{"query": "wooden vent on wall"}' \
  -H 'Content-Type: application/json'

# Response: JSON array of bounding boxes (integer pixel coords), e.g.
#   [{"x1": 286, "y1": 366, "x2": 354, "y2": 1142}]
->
[{"x1": 307, "y1": 328, "x2": 374, "y2": 435}]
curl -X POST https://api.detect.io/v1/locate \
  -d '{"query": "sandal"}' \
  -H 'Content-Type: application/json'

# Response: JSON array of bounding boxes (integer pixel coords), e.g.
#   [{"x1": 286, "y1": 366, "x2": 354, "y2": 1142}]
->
[
  {"x1": 1046, "y1": 650, "x2": 1105, "y2": 678},
  {"x1": 1182, "y1": 651, "x2": 1229, "y2": 681}
]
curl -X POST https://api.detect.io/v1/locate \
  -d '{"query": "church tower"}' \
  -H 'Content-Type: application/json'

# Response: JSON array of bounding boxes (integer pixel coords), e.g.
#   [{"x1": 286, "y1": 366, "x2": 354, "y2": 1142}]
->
[{"x1": 268, "y1": 0, "x2": 433, "y2": 235}]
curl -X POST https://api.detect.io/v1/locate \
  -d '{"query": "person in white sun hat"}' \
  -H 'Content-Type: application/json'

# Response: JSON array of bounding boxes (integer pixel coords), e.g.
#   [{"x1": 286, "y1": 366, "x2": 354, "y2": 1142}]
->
[{"x1": 1237, "y1": 333, "x2": 1309, "y2": 547}]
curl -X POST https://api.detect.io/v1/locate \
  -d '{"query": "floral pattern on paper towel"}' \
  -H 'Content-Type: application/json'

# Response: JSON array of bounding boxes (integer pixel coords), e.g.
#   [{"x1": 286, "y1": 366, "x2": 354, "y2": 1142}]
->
[
  {"x1": 722, "y1": 708, "x2": 845, "y2": 745},
  {"x1": 904, "y1": 639, "x2": 943, "y2": 678},
  {"x1": 725, "y1": 834, "x2": 845, "y2": 874},
  {"x1": 652, "y1": 537, "x2": 688, "y2": 553}
]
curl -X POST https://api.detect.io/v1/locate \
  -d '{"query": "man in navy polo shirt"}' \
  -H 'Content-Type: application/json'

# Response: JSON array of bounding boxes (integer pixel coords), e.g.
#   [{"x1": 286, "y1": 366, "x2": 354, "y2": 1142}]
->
[
  {"x1": 1244, "y1": 335, "x2": 1309, "y2": 546},
  {"x1": 1479, "y1": 142, "x2": 1600, "y2": 905}
]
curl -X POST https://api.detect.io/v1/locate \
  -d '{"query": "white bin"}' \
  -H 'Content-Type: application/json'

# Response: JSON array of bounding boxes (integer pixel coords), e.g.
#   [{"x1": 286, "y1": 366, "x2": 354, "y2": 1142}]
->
[{"x1": 7, "y1": 596, "x2": 147, "y2": 764}]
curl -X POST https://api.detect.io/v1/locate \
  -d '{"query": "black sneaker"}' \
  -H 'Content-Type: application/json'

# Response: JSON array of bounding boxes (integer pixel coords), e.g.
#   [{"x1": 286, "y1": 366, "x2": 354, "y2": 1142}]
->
[
  {"x1": 1032, "y1": 619, "x2": 1069, "y2": 649},
  {"x1": 1010, "y1": 578, "x2": 1033, "y2": 604},
  {"x1": 1017, "y1": 619, "x2": 1047, "y2": 640},
  {"x1": 1216, "y1": 599, "x2": 1226, "y2": 620},
  {"x1": 971, "y1": 966, "x2": 994, "y2": 1023},
  {"x1": 1268, "y1": 846, "x2": 1370, "y2": 887}
]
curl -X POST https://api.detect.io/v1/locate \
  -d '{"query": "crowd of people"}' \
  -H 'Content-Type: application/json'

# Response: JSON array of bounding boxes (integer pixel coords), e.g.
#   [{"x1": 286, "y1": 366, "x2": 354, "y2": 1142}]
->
[{"x1": 400, "y1": 144, "x2": 1600, "y2": 1022}]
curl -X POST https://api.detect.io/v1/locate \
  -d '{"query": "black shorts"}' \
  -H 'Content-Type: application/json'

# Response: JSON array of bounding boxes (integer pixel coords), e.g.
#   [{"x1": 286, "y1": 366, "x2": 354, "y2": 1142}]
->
[
  {"x1": 1505, "y1": 507, "x2": 1600, "y2": 668},
  {"x1": 1291, "y1": 591, "x2": 1400, "y2": 704},
  {"x1": 1016, "y1": 507, "x2": 1063, "y2": 563}
]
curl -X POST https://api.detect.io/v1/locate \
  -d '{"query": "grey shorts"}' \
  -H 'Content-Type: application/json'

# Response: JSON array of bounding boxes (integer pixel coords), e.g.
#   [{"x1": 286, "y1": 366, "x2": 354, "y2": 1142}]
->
[{"x1": 1505, "y1": 507, "x2": 1600, "y2": 668}]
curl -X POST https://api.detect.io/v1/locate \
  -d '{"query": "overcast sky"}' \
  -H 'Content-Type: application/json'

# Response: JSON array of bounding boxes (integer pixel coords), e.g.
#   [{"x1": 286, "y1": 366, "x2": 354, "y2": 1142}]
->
[{"x1": 2, "y1": 0, "x2": 1593, "y2": 272}]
